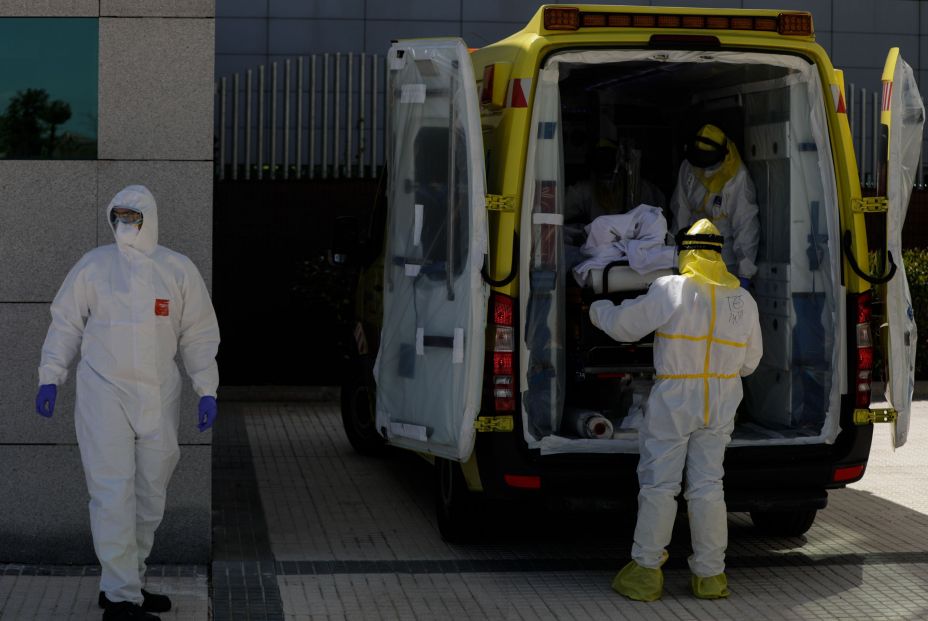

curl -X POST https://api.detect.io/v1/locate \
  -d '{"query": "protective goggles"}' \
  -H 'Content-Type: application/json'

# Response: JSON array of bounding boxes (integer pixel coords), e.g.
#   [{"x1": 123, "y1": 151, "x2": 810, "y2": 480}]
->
[
  {"x1": 111, "y1": 208, "x2": 143, "y2": 226},
  {"x1": 684, "y1": 135, "x2": 727, "y2": 168},
  {"x1": 677, "y1": 232, "x2": 724, "y2": 253}
]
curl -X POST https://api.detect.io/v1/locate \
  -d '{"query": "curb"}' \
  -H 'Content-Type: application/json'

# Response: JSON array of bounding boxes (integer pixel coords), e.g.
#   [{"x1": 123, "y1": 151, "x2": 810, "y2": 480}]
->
[{"x1": 218, "y1": 385, "x2": 339, "y2": 402}]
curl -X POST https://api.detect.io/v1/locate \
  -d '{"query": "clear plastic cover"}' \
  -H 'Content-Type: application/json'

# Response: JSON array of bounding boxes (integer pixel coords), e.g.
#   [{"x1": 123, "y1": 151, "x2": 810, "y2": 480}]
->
[
  {"x1": 885, "y1": 55, "x2": 924, "y2": 448},
  {"x1": 520, "y1": 66, "x2": 567, "y2": 441},
  {"x1": 521, "y1": 50, "x2": 844, "y2": 454},
  {"x1": 375, "y1": 39, "x2": 488, "y2": 461}
]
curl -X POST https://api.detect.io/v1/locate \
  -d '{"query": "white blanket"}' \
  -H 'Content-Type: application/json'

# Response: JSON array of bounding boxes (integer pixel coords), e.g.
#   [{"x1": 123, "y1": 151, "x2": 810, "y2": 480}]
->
[{"x1": 572, "y1": 204, "x2": 676, "y2": 285}]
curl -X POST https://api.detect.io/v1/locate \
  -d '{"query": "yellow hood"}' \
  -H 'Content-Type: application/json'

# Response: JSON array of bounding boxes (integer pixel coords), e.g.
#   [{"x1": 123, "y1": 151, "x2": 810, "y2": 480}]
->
[
  {"x1": 692, "y1": 124, "x2": 742, "y2": 195},
  {"x1": 678, "y1": 218, "x2": 740, "y2": 288}
]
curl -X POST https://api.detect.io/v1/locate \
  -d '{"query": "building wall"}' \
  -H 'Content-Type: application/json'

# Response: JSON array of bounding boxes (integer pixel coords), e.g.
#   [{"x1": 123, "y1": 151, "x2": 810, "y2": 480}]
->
[
  {"x1": 0, "y1": 1, "x2": 215, "y2": 564},
  {"x1": 216, "y1": 0, "x2": 926, "y2": 93}
]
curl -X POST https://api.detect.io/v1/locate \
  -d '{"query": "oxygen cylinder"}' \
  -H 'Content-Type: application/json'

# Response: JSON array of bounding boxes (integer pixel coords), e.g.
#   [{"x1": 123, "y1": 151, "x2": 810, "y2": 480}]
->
[{"x1": 563, "y1": 409, "x2": 614, "y2": 439}]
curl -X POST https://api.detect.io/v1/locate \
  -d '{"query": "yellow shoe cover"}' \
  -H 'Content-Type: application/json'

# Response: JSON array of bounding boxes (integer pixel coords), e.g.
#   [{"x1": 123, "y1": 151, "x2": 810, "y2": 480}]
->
[
  {"x1": 611, "y1": 561, "x2": 664, "y2": 602},
  {"x1": 691, "y1": 573, "x2": 730, "y2": 599}
]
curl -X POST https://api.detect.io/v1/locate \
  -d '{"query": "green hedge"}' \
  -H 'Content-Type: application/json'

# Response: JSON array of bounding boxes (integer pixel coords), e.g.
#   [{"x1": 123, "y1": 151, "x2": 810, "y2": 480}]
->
[
  {"x1": 902, "y1": 248, "x2": 928, "y2": 379},
  {"x1": 866, "y1": 248, "x2": 928, "y2": 379}
]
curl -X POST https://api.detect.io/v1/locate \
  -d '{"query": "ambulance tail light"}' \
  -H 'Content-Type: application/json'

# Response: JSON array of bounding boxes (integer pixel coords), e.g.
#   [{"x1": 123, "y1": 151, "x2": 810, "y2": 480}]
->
[
  {"x1": 490, "y1": 293, "x2": 516, "y2": 411},
  {"x1": 833, "y1": 464, "x2": 866, "y2": 483},
  {"x1": 855, "y1": 292, "x2": 874, "y2": 408},
  {"x1": 504, "y1": 474, "x2": 541, "y2": 490}
]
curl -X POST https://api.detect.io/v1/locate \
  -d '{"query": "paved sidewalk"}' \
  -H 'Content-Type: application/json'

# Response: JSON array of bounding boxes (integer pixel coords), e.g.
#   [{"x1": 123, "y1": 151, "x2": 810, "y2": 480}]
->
[
  {"x1": 243, "y1": 400, "x2": 928, "y2": 620},
  {"x1": 0, "y1": 567, "x2": 208, "y2": 620},
  {"x1": 3, "y1": 397, "x2": 928, "y2": 620}
]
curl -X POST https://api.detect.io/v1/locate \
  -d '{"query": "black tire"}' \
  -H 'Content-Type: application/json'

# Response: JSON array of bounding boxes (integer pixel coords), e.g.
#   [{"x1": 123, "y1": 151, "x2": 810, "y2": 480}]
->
[
  {"x1": 340, "y1": 360, "x2": 385, "y2": 456},
  {"x1": 435, "y1": 457, "x2": 480, "y2": 543},
  {"x1": 750, "y1": 509, "x2": 818, "y2": 537}
]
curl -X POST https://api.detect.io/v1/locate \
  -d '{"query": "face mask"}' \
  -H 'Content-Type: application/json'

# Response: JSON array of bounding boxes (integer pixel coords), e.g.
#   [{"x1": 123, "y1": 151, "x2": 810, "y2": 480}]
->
[
  {"x1": 703, "y1": 161, "x2": 723, "y2": 175},
  {"x1": 115, "y1": 222, "x2": 140, "y2": 246}
]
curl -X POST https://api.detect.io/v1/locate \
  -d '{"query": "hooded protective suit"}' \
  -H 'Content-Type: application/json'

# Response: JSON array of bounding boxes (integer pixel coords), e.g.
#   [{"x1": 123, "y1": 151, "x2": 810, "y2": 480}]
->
[
  {"x1": 669, "y1": 125, "x2": 760, "y2": 279},
  {"x1": 37, "y1": 185, "x2": 220, "y2": 606},
  {"x1": 590, "y1": 219, "x2": 762, "y2": 600}
]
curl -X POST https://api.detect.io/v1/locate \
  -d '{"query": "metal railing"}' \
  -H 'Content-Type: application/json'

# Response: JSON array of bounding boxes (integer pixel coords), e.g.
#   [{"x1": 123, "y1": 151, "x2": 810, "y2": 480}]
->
[
  {"x1": 215, "y1": 58, "x2": 925, "y2": 188},
  {"x1": 215, "y1": 53, "x2": 385, "y2": 181},
  {"x1": 847, "y1": 86, "x2": 926, "y2": 189}
]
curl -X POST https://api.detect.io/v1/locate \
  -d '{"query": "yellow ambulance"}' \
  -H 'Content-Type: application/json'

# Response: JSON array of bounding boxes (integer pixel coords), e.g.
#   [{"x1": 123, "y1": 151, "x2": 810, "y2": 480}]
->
[{"x1": 340, "y1": 5, "x2": 923, "y2": 541}]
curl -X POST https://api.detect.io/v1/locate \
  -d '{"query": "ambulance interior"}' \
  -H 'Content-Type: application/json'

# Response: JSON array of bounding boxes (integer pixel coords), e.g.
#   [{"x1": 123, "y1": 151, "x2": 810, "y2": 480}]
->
[{"x1": 520, "y1": 50, "x2": 843, "y2": 454}]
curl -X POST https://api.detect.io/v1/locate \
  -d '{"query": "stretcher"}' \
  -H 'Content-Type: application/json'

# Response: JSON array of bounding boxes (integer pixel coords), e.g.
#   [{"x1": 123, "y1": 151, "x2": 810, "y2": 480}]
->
[{"x1": 570, "y1": 260, "x2": 674, "y2": 377}]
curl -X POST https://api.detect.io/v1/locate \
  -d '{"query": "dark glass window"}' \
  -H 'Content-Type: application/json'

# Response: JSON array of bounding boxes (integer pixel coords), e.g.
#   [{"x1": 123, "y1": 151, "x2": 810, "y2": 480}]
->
[{"x1": 0, "y1": 18, "x2": 98, "y2": 160}]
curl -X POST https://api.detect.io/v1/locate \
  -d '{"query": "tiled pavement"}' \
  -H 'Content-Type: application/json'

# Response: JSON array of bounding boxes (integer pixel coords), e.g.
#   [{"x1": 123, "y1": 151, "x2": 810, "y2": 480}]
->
[
  {"x1": 0, "y1": 567, "x2": 208, "y2": 620},
  {"x1": 246, "y1": 400, "x2": 928, "y2": 620},
  {"x1": 3, "y1": 396, "x2": 928, "y2": 619}
]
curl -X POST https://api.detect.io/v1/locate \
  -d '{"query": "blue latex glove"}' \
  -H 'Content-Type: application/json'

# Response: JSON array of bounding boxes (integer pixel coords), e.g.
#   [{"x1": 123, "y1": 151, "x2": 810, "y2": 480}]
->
[
  {"x1": 739, "y1": 277, "x2": 752, "y2": 290},
  {"x1": 35, "y1": 384, "x2": 57, "y2": 418},
  {"x1": 197, "y1": 396, "x2": 217, "y2": 431}
]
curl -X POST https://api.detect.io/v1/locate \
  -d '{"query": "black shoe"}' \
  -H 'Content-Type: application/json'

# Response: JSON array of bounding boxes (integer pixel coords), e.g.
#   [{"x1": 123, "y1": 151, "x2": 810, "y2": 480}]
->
[
  {"x1": 99, "y1": 590, "x2": 172, "y2": 613},
  {"x1": 101, "y1": 601, "x2": 160, "y2": 621}
]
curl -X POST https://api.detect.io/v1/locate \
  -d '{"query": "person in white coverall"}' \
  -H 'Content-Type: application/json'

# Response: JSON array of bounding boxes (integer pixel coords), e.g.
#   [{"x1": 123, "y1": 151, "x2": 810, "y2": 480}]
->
[
  {"x1": 34, "y1": 185, "x2": 220, "y2": 621},
  {"x1": 589, "y1": 218, "x2": 762, "y2": 601},
  {"x1": 669, "y1": 124, "x2": 760, "y2": 287}
]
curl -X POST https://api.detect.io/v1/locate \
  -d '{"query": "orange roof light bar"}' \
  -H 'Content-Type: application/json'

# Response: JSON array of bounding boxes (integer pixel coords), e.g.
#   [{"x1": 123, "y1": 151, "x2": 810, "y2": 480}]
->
[
  {"x1": 755, "y1": 17, "x2": 778, "y2": 31},
  {"x1": 544, "y1": 9, "x2": 814, "y2": 36},
  {"x1": 608, "y1": 14, "x2": 632, "y2": 27},
  {"x1": 779, "y1": 12, "x2": 814, "y2": 36},
  {"x1": 544, "y1": 7, "x2": 579, "y2": 30},
  {"x1": 681, "y1": 15, "x2": 705, "y2": 29}
]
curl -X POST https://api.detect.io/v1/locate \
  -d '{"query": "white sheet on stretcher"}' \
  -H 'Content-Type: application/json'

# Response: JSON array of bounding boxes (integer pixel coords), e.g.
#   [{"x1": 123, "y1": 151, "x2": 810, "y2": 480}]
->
[{"x1": 572, "y1": 204, "x2": 676, "y2": 291}]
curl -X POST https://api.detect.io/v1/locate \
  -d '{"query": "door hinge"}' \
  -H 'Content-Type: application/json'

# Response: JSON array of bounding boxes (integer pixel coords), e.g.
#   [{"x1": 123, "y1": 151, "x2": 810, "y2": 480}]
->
[
  {"x1": 851, "y1": 197, "x2": 888, "y2": 213},
  {"x1": 486, "y1": 194, "x2": 516, "y2": 212},
  {"x1": 853, "y1": 408, "x2": 898, "y2": 425},
  {"x1": 474, "y1": 415, "x2": 514, "y2": 432}
]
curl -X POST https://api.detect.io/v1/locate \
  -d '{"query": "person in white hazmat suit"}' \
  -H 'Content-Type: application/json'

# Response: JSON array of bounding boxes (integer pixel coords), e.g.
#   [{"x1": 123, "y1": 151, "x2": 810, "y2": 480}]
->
[
  {"x1": 34, "y1": 185, "x2": 220, "y2": 621},
  {"x1": 589, "y1": 218, "x2": 762, "y2": 601},
  {"x1": 669, "y1": 124, "x2": 760, "y2": 287}
]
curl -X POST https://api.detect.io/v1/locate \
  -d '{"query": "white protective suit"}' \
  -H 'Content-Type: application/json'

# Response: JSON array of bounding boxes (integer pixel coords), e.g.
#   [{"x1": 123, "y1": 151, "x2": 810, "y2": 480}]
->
[
  {"x1": 37, "y1": 185, "x2": 220, "y2": 605},
  {"x1": 590, "y1": 220, "x2": 762, "y2": 579},
  {"x1": 670, "y1": 158, "x2": 760, "y2": 279}
]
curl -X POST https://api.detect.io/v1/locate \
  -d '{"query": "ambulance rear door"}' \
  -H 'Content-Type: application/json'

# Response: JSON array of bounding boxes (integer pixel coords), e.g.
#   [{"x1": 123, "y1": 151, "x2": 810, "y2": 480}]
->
[
  {"x1": 879, "y1": 47, "x2": 924, "y2": 448},
  {"x1": 375, "y1": 38, "x2": 490, "y2": 461}
]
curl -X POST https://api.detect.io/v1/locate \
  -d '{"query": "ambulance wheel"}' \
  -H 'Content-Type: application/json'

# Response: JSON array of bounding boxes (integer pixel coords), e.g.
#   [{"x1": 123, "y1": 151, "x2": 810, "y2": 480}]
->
[
  {"x1": 750, "y1": 509, "x2": 817, "y2": 537},
  {"x1": 340, "y1": 362, "x2": 384, "y2": 456},
  {"x1": 435, "y1": 457, "x2": 479, "y2": 542}
]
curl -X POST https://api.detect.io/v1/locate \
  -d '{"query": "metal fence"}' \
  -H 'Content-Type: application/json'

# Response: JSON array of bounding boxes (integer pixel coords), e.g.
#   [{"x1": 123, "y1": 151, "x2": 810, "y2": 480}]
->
[
  {"x1": 846, "y1": 85, "x2": 926, "y2": 189},
  {"x1": 214, "y1": 55, "x2": 925, "y2": 187},
  {"x1": 215, "y1": 53, "x2": 386, "y2": 181}
]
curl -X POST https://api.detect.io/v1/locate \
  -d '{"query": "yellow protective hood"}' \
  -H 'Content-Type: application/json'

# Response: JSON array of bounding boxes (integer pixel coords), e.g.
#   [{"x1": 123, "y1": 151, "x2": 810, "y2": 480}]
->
[
  {"x1": 678, "y1": 218, "x2": 740, "y2": 288},
  {"x1": 692, "y1": 124, "x2": 742, "y2": 195}
]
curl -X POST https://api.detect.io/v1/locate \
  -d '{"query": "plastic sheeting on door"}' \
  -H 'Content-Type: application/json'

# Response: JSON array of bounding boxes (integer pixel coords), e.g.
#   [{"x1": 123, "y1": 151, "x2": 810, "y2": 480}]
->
[
  {"x1": 520, "y1": 49, "x2": 845, "y2": 453},
  {"x1": 375, "y1": 39, "x2": 488, "y2": 461},
  {"x1": 520, "y1": 66, "x2": 567, "y2": 442},
  {"x1": 884, "y1": 54, "x2": 924, "y2": 448}
]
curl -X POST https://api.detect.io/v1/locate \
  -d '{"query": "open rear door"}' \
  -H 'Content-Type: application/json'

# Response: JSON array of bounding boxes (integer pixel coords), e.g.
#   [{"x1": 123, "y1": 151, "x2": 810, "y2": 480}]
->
[
  {"x1": 880, "y1": 48, "x2": 924, "y2": 448},
  {"x1": 375, "y1": 38, "x2": 489, "y2": 461}
]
